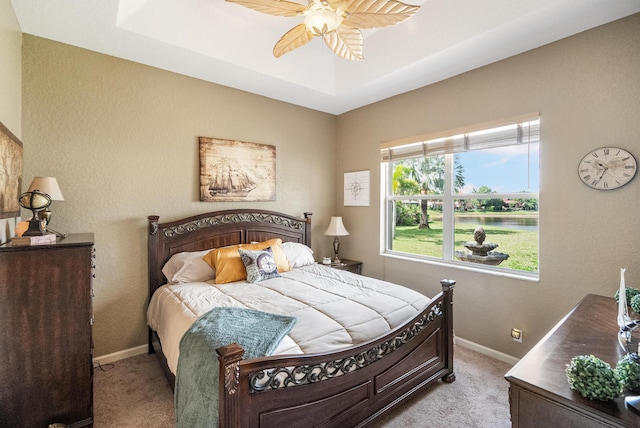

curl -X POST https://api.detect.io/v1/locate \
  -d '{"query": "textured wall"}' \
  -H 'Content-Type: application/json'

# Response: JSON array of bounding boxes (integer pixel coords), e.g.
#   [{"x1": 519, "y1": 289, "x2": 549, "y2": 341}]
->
[
  {"x1": 336, "y1": 14, "x2": 640, "y2": 358},
  {"x1": 21, "y1": 36, "x2": 337, "y2": 357},
  {"x1": 18, "y1": 12, "x2": 640, "y2": 361}
]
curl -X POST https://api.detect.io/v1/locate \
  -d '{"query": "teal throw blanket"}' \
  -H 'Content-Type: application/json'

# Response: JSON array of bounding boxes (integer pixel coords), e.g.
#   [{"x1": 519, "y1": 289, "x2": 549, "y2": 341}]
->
[{"x1": 175, "y1": 307, "x2": 296, "y2": 428}]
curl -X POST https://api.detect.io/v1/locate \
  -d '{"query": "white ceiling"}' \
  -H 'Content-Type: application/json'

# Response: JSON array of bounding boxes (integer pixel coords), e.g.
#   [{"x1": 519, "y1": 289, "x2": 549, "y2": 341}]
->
[{"x1": 11, "y1": 0, "x2": 640, "y2": 114}]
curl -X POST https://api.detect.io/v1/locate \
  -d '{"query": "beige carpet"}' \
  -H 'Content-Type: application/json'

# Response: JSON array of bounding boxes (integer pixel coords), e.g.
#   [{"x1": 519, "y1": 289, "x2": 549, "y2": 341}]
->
[{"x1": 93, "y1": 344, "x2": 512, "y2": 427}]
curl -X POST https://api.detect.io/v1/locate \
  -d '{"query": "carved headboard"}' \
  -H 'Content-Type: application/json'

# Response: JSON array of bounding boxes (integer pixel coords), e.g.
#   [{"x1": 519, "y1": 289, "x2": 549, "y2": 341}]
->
[{"x1": 147, "y1": 209, "x2": 312, "y2": 299}]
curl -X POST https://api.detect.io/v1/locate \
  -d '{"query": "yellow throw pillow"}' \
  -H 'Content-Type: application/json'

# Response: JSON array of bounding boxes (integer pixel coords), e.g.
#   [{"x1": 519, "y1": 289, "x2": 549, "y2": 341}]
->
[{"x1": 203, "y1": 238, "x2": 290, "y2": 284}]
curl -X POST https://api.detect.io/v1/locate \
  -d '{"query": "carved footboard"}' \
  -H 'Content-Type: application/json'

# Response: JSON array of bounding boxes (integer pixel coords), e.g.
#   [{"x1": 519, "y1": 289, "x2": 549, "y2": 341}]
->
[{"x1": 217, "y1": 279, "x2": 455, "y2": 428}]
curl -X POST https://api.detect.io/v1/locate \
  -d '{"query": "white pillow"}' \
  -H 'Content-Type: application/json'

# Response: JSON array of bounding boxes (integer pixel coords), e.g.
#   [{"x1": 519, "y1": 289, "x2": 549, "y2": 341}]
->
[
  {"x1": 162, "y1": 249, "x2": 215, "y2": 284},
  {"x1": 281, "y1": 242, "x2": 315, "y2": 268}
]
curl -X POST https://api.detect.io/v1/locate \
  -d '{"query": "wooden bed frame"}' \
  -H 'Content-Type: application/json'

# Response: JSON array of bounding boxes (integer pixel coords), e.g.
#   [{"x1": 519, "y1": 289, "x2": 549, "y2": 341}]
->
[{"x1": 148, "y1": 209, "x2": 455, "y2": 428}]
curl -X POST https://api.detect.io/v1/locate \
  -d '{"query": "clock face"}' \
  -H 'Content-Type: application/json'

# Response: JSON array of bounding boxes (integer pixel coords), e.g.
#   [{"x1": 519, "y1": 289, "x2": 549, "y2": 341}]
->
[
  {"x1": 578, "y1": 147, "x2": 637, "y2": 190},
  {"x1": 257, "y1": 253, "x2": 277, "y2": 273}
]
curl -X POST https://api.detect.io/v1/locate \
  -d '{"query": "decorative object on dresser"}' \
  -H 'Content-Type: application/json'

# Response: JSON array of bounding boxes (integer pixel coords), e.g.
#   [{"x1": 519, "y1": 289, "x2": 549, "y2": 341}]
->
[
  {"x1": 147, "y1": 209, "x2": 456, "y2": 428},
  {"x1": 328, "y1": 257, "x2": 362, "y2": 274},
  {"x1": 615, "y1": 267, "x2": 640, "y2": 413},
  {"x1": 17, "y1": 189, "x2": 52, "y2": 236},
  {"x1": 324, "y1": 215, "x2": 349, "y2": 264},
  {"x1": 26, "y1": 176, "x2": 65, "y2": 227},
  {"x1": 18, "y1": 176, "x2": 67, "y2": 238},
  {"x1": 10, "y1": 232, "x2": 57, "y2": 246},
  {"x1": 505, "y1": 294, "x2": 640, "y2": 428},
  {"x1": 0, "y1": 233, "x2": 94, "y2": 427}
]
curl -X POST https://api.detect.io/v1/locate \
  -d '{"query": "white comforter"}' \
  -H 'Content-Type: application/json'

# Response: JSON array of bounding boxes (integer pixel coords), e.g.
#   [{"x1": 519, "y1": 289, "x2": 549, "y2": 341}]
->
[{"x1": 147, "y1": 263, "x2": 431, "y2": 374}]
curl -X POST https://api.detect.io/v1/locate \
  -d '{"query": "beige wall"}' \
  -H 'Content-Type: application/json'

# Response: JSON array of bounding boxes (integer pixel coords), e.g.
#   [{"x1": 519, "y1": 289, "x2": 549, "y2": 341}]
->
[
  {"x1": 21, "y1": 36, "x2": 337, "y2": 357},
  {"x1": 16, "y1": 11, "x2": 640, "y2": 359},
  {"x1": 336, "y1": 13, "x2": 640, "y2": 358},
  {"x1": 0, "y1": 0, "x2": 21, "y2": 244}
]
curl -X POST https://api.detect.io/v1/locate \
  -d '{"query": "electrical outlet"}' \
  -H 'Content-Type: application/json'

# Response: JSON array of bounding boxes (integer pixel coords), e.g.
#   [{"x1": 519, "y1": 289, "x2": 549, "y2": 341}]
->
[{"x1": 511, "y1": 328, "x2": 523, "y2": 343}]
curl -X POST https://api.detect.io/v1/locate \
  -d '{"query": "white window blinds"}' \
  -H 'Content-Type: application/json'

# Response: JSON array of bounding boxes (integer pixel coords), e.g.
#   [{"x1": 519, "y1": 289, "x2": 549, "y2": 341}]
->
[{"x1": 380, "y1": 113, "x2": 540, "y2": 162}]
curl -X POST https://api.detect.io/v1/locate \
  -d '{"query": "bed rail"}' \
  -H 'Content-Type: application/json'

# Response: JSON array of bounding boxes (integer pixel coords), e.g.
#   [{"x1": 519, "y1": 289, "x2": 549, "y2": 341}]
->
[{"x1": 217, "y1": 279, "x2": 455, "y2": 428}]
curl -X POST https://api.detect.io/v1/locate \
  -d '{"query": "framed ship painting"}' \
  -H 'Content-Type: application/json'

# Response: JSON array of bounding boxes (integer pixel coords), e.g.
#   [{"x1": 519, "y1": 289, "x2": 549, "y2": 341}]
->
[
  {"x1": 0, "y1": 120, "x2": 23, "y2": 219},
  {"x1": 199, "y1": 137, "x2": 276, "y2": 202}
]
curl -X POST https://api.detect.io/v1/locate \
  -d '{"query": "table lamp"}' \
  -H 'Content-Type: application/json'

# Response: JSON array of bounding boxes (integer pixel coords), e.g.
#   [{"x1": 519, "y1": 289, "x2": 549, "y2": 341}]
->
[
  {"x1": 27, "y1": 176, "x2": 64, "y2": 227},
  {"x1": 324, "y1": 216, "x2": 349, "y2": 264}
]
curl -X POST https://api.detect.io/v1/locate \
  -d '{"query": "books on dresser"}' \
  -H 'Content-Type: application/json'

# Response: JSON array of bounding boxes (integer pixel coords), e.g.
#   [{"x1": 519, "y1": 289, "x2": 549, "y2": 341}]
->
[{"x1": 11, "y1": 233, "x2": 57, "y2": 246}]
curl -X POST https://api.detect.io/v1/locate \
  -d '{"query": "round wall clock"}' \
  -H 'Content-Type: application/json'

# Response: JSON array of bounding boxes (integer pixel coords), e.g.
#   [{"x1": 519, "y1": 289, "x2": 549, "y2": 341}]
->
[{"x1": 578, "y1": 147, "x2": 637, "y2": 190}]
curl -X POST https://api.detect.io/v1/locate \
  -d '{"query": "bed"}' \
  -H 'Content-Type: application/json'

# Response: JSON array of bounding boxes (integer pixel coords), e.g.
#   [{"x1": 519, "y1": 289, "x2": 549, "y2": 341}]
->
[{"x1": 147, "y1": 209, "x2": 455, "y2": 428}]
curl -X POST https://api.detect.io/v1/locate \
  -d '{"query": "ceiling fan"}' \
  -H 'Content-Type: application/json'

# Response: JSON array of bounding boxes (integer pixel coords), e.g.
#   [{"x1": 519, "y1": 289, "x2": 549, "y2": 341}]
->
[{"x1": 226, "y1": 0, "x2": 420, "y2": 61}]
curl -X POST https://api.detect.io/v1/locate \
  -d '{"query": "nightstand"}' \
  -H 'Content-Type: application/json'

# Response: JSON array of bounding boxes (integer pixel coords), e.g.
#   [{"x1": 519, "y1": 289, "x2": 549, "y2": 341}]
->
[{"x1": 329, "y1": 259, "x2": 362, "y2": 275}]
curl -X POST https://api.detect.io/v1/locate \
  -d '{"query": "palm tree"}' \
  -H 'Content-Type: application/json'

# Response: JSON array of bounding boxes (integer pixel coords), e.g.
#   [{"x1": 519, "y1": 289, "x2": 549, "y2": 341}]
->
[
  {"x1": 392, "y1": 155, "x2": 465, "y2": 229},
  {"x1": 392, "y1": 164, "x2": 420, "y2": 195}
]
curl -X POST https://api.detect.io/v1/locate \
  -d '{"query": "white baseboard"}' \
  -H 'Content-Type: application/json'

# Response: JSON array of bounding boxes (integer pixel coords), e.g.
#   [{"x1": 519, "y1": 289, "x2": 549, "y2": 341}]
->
[
  {"x1": 93, "y1": 338, "x2": 520, "y2": 368},
  {"x1": 93, "y1": 344, "x2": 148, "y2": 366},
  {"x1": 455, "y1": 336, "x2": 520, "y2": 366}
]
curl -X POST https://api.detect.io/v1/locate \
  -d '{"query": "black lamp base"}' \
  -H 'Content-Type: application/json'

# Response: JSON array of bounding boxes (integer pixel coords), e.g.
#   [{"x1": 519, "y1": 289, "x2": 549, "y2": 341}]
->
[{"x1": 22, "y1": 218, "x2": 46, "y2": 236}]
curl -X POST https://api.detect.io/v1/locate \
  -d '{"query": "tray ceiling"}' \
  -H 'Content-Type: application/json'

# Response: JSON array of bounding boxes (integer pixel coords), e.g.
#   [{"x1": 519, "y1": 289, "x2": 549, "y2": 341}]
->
[{"x1": 11, "y1": 0, "x2": 640, "y2": 114}]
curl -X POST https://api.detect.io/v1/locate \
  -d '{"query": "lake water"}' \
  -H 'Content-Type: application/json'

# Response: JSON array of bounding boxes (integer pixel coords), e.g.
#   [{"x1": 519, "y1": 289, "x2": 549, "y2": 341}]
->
[{"x1": 455, "y1": 215, "x2": 538, "y2": 231}]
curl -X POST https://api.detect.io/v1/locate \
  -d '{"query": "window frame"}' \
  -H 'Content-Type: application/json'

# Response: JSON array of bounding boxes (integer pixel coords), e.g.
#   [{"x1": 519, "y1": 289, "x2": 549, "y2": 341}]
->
[{"x1": 380, "y1": 115, "x2": 540, "y2": 281}]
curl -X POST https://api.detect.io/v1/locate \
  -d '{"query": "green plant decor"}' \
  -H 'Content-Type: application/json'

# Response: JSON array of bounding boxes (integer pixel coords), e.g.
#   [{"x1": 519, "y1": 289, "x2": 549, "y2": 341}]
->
[
  {"x1": 631, "y1": 295, "x2": 640, "y2": 314},
  {"x1": 614, "y1": 287, "x2": 640, "y2": 304},
  {"x1": 617, "y1": 354, "x2": 640, "y2": 392},
  {"x1": 566, "y1": 355, "x2": 623, "y2": 401}
]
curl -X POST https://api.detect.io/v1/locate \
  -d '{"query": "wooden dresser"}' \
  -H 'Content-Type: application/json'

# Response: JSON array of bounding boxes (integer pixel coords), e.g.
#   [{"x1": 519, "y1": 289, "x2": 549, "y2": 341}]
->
[
  {"x1": 0, "y1": 233, "x2": 94, "y2": 427},
  {"x1": 505, "y1": 294, "x2": 640, "y2": 427}
]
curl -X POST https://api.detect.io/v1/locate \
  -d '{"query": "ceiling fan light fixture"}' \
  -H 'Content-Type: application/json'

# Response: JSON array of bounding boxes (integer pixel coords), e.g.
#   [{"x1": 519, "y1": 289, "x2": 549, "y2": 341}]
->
[
  {"x1": 304, "y1": 4, "x2": 343, "y2": 36},
  {"x1": 226, "y1": 0, "x2": 419, "y2": 60}
]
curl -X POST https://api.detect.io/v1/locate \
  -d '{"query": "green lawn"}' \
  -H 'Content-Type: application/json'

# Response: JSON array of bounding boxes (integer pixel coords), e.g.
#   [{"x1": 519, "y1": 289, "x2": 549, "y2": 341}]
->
[{"x1": 392, "y1": 214, "x2": 538, "y2": 272}]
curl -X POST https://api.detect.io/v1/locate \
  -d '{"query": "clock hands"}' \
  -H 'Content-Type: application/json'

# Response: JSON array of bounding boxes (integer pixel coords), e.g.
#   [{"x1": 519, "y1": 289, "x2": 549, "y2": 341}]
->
[
  {"x1": 593, "y1": 160, "x2": 607, "y2": 169},
  {"x1": 595, "y1": 165, "x2": 609, "y2": 185},
  {"x1": 592, "y1": 160, "x2": 609, "y2": 186}
]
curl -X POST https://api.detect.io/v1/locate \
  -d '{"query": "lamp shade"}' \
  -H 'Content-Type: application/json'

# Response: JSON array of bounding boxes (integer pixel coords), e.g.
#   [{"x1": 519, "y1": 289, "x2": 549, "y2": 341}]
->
[
  {"x1": 324, "y1": 216, "x2": 349, "y2": 236},
  {"x1": 27, "y1": 177, "x2": 64, "y2": 201}
]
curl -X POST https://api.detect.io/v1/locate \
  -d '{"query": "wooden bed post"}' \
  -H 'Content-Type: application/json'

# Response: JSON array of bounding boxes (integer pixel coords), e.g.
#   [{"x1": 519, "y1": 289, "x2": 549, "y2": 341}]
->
[
  {"x1": 440, "y1": 279, "x2": 456, "y2": 383},
  {"x1": 217, "y1": 343, "x2": 244, "y2": 428},
  {"x1": 147, "y1": 215, "x2": 160, "y2": 355},
  {"x1": 303, "y1": 212, "x2": 312, "y2": 247}
]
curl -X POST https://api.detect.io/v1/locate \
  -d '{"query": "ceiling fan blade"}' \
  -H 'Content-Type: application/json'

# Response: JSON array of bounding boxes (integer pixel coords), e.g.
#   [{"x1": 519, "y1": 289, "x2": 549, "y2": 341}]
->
[
  {"x1": 343, "y1": 0, "x2": 419, "y2": 28},
  {"x1": 273, "y1": 24, "x2": 315, "y2": 57},
  {"x1": 323, "y1": 26, "x2": 363, "y2": 61},
  {"x1": 226, "y1": 0, "x2": 307, "y2": 17}
]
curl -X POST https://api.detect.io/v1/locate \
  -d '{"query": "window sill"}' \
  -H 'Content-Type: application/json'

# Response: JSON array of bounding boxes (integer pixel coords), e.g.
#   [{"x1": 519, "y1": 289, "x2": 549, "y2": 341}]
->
[{"x1": 381, "y1": 251, "x2": 540, "y2": 283}]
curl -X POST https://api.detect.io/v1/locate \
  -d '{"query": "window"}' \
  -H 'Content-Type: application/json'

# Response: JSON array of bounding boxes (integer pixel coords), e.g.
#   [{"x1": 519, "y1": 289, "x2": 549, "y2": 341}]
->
[{"x1": 381, "y1": 114, "x2": 540, "y2": 277}]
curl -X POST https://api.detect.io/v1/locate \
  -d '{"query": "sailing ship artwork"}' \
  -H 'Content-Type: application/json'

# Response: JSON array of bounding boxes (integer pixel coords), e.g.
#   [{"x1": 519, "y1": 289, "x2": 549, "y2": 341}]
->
[
  {"x1": 0, "y1": 120, "x2": 23, "y2": 218},
  {"x1": 199, "y1": 137, "x2": 276, "y2": 202}
]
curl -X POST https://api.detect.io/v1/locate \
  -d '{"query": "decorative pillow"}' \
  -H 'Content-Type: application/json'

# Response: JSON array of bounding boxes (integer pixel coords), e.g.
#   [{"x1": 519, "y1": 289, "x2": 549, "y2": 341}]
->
[
  {"x1": 238, "y1": 247, "x2": 280, "y2": 283},
  {"x1": 281, "y1": 242, "x2": 315, "y2": 268},
  {"x1": 203, "y1": 238, "x2": 290, "y2": 284},
  {"x1": 162, "y1": 250, "x2": 215, "y2": 284}
]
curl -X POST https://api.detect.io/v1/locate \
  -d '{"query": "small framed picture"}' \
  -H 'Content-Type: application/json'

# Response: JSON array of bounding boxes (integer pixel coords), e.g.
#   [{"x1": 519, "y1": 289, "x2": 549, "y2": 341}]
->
[{"x1": 344, "y1": 170, "x2": 369, "y2": 206}]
